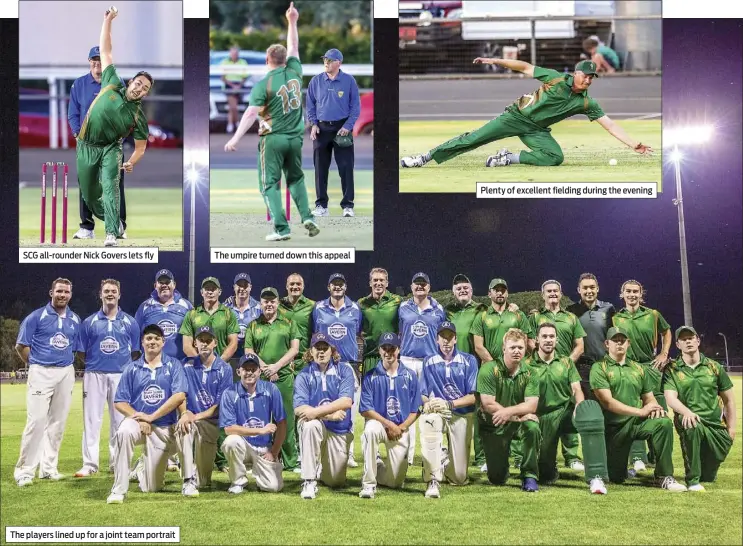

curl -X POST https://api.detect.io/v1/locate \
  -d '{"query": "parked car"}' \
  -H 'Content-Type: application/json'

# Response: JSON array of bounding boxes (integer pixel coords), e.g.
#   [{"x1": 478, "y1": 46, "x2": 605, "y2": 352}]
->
[
  {"x1": 353, "y1": 92, "x2": 373, "y2": 136},
  {"x1": 209, "y1": 50, "x2": 267, "y2": 131}
]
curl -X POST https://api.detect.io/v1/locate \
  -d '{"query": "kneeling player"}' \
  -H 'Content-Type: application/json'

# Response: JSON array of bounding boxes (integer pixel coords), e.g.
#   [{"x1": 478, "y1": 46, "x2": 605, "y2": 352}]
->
[
  {"x1": 176, "y1": 326, "x2": 232, "y2": 495},
  {"x1": 664, "y1": 326, "x2": 736, "y2": 491},
  {"x1": 419, "y1": 322, "x2": 477, "y2": 498},
  {"x1": 294, "y1": 333, "x2": 355, "y2": 499},
  {"x1": 107, "y1": 325, "x2": 187, "y2": 504},
  {"x1": 359, "y1": 333, "x2": 421, "y2": 499}
]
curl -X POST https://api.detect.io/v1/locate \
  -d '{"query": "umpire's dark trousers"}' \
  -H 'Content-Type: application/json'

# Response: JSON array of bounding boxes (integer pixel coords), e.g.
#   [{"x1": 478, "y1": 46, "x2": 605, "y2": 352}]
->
[
  {"x1": 313, "y1": 119, "x2": 354, "y2": 210},
  {"x1": 79, "y1": 168, "x2": 127, "y2": 230}
]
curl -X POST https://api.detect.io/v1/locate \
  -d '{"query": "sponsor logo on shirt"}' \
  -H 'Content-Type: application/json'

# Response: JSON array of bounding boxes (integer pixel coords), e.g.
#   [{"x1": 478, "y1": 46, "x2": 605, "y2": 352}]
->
[
  {"x1": 158, "y1": 320, "x2": 177, "y2": 338},
  {"x1": 142, "y1": 385, "x2": 166, "y2": 405},
  {"x1": 443, "y1": 382, "x2": 462, "y2": 400},
  {"x1": 197, "y1": 389, "x2": 214, "y2": 408},
  {"x1": 50, "y1": 333, "x2": 70, "y2": 350},
  {"x1": 328, "y1": 322, "x2": 348, "y2": 340},
  {"x1": 386, "y1": 396, "x2": 401, "y2": 418},
  {"x1": 100, "y1": 336, "x2": 120, "y2": 354},
  {"x1": 411, "y1": 321, "x2": 428, "y2": 338},
  {"x1": 244, "y1": 417, "x2": 264, "y2": 429}
]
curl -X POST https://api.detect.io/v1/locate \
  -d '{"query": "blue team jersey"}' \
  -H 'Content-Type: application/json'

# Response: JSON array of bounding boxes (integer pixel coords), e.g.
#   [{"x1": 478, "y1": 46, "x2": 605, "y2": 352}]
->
[
  {"x1": 134, "y1": 290, "x2": 193, "y2": 359},
  {"x1": 79, "y1": 309, "x2": 140, "y2": 373},
  {"x1": 220, "y1": 380, "x2": 287, "y2": 448},
  {"x1": 360, "y1": 362, "x2": 421, "y2": 425},
  {"x1": 312, "y1": 297, "x2": 363, "y2": 363},
  {"x1": 398, "y1": 297, "x2": 446, "y2": 359},
  {"x1": 420, "y1": 350, "x2": 478, "y2": 415},
  {"x1": 114, "y1": 355, "x2": 187, "y2": 427},
  {"x1": 294, "y1": 360, "x2": 356, "y2": 435},
  {"x1": 16, "y1": 304, "x2": 82, "y2": 367},
  {"x1": 181, "y1": 355, "x2": 233, "y2": 420},
  {"x1": 226, "y1": 297, "x2": 262, "y2": 351}
]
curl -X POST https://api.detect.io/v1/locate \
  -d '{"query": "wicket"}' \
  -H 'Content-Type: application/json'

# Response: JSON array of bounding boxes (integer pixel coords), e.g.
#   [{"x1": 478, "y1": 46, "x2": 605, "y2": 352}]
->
[
  {"x1": 266, "y1": 180, "x2": 291, "y2": 222},
  {"x1": 40, "y1": 161, "x2": 68, "y2": 244}
]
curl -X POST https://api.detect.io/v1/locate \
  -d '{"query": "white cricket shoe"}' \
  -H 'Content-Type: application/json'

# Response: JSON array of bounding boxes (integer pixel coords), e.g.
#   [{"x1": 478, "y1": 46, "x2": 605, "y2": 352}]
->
[
  {"x1": 106, "y1": 493, "x2": 125, "y2": 504},
  {"x1": 228, "y1": 484, "x2": 244, "y2": 495},
  {"x1": 312, "y1": 206, "x2": 329, "y2": 217},
  {"x1": 347, "y1": 453, "x2": 359, "y2": 468},
  {"x1": 73, "y1": 228, "x2": 94, "y2": 239},
  {"x1": 688, "y1": 484, "x2": 706, "y2": 492},
  {"x1": 182, "y1": 480, "x2": 199, "y2": 497},
  {"x1": 265, "y1": 231, "x2": 291, "y2": 241},
  {"x1": 17, "y1": 476, "x2": 33, "y2": 487},
  {"x1": 589, "y1": 477, "x2": 607, "y2": 495},
  {"x1": 104, "y1": 234, "x2": 117, "y2": 247},
  {"x1": 480, "y1": 463, "x2": 488, "y2": 473},
  {"x1": 303, "y1": 219, "x2": 320, "y2": 237},
  {"x1": 300, "y1": 479, "x2": 318, "y2": 499},
  {"x1": 74, "y1": 467, "x2": 97, "y2": 478},
  {"x1": 400, "y1": 154, "x2": 428, "y2": 168},
  {"x1": 633, "y1": 460, "x2": 647, "y2": 473},
  {"x1": 425, "y1": 479, "x2": 441, "y2": 498},
  {"x1": 359, "y1": 485, "x2": 376, "y2": 499},
  {"x1": 570, "y1": 460, "x2": 585, "y2": 472},
  {"x1": 342, "y1": 207, "x2": 355, "y2": 217},
  {"x1": 659, "y1": 476, "x2": 688, "y2": 492},
  {"x1": 39, "y1": 472, "x2": 65, "y2": 481}
]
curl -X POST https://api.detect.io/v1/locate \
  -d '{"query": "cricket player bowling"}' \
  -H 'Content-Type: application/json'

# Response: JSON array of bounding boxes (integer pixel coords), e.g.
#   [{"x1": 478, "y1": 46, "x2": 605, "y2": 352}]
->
[{"x1": 401, "y1": 59, "x2": 653, "y2": 169}]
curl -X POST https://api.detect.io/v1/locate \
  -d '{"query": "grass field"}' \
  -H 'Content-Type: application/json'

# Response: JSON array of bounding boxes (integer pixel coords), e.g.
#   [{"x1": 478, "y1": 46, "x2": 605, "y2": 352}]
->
[
  {"x1": 2, "y1": 379, "x2": 741, "y2": 545},
  {"x1": 19, "y1": 188, "x2": 183, "y2": 251},
  {"x1": 210, "y1": 169, "x2": 373, "y2": 250},
  {"x1": 399, "y1": 120, "x2": 662, "y2": 193}
]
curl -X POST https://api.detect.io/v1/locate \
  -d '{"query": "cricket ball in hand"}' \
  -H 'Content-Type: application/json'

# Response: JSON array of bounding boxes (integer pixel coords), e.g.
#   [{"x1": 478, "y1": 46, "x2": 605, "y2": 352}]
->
[{"x1": 609, "y1": 158, "x2": 618, "y2": 166}]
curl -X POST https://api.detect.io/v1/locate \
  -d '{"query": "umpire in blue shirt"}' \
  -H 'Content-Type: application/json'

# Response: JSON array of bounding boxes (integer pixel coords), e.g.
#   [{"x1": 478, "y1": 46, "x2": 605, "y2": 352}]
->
[
  {"x1": 306, "y1": 49, "x2": 361, "y2": 218},
  {"x1": 67, "y1": 46, "x2": 128, "y2": 240}
]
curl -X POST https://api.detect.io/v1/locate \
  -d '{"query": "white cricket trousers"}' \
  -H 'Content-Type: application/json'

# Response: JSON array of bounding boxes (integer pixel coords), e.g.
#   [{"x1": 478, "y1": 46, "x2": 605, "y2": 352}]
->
[
  {"x1": 14, "y1": 365, "x2": 75, "y2": 481},
  {"x1": 110, "y1": 418, "x2": 179, "y2": 495},
  {"x1": 299, "y1": 419, "x2": 352, "y2": 487},
  {"x1": 82, "y1": 371, "x2": 123, "y2": 472},
  {"x1": 222, "y1": 435, "x2": 284, "y2": 492},
  {"x1": 399, "y1": 356, "x2": 424, "y2": 464},
  {"x1": 361, "y1": 419, "x2": 410, "y2": 489},
  {"x1": 176, "y1": 420, "x2": 220, "y2": 487},
  {"x1": 420, "y1": 412, "x2": 474, "y2": 485}
]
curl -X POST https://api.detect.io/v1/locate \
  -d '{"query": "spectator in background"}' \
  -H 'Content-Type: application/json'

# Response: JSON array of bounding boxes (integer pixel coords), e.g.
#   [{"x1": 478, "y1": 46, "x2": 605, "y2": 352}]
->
[
  {"x1": 582, "y1": 37, "x2": 620, "y2": 74},
  {"x1": 221, "y1": 46, "x2": 249, "y2": 133}
]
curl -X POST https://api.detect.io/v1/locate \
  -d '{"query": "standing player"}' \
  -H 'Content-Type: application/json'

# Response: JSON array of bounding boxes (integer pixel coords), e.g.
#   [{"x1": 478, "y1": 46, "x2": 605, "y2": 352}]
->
[
  {"x1": 359, "y1": 333, "x2": 421, "y2": 499},
  {"x1": 419, "y1": 322, "x2": 478, "y2": 498},
  {"x1": 401, "y1": 58, "x2": 652, "y2": 169},
  {"x1": 14, "y1": 278, "x2": 81, "y2": 486},
  {"x1": 294, "y1": 333, "x2": 355, "y2": 499},
  {"x1": 663, "y1": 326, "x2": 736, "y2": 491},
  {"x1": 176, "y1": 326, "x2": 232, "y2": 495},
  {"x1": 225, "y1": 273, "x2": 262, "y2": 356},
  {"x1": 398, "y1": 272, "x2": 446, "y2": 464},
  {"x1": 77, "y1": 8, "x2": 153, "y2": 246},
  {"x1": 220, "y1": 354, "x2": 286, "y2": 494},
  {"x1": 358, "y1": 268, "x2": 402, "y2": 375},
  {"x1": 224, "y1": 2, "x2": 319, "y2": 242},
  {"x1": 444, "y1": 274, "x2": 486, "y2": 356},
  {"x1": 75, "y1": 279, "x2": 140, "y2": 478}
]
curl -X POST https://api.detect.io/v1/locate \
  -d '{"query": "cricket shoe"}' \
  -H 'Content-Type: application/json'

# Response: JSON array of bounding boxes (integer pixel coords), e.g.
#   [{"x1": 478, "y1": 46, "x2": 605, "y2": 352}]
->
[
  {"x1": 424, "y1": 479, "x2": 441, "y2": 499},
  {"x1": 359, "y1": 485, "x2": 376, "y2": 499},
  {"x1": 266, "y1": 231, "x2": 291, "y2": 242},
  {"x1": 342, "y1": 208, "x2": 355, "y2": 218},
  {"x1": 521, "y1": 477, "x2": 539, "y2": 492},
  {"x1": 688, "y1": 484, "x2": 706, "y2": 492},
  {"x1": 347, "y1": 453, "x2": 359, "y2": 468},
  {"x1": 104, "y1": 234, "x2": 117, "y2": 247},
  {"x1": 485, "y1": 149, "x2": 512, "y2": 167},
  {"x1": 300, "y1": 479, "x2": 318, "y2": 499},
  {"x1": 589, "y1": 477, "x2": 607, "y2": 495},
  {"x1": 74, "y1": 467, "x2": 97, "y2": 478},
  {"x1": 106, "y1": 493, "x2": 125, "y2": 504},
  {"x1": 16, "y1": 476, "x2": 33, "y2": 487},
  {"x1": 73, "y1": 228, "x2": 94, "y2": 239},
  {"x1": 570, "y1": 460, "x2": 585, "y2": 472},
  {"x1": 39, "y1": 472, "x2": 65, "y2": 481},
  {"x1": 312, "y1": 206, "x2": 329, "y2": 217},
  {"x1": 400, "y1": 154, "x2": 428, "y2": 168},
  {"x1": 658, "y1": 476, "x2": 688, "y2": 492},
  {"x1": 181, "y1": 480, "x2": 199, "y2": 497},
  {"x1": 303, "y1": 219, "x2": 320, "y2": 237}
]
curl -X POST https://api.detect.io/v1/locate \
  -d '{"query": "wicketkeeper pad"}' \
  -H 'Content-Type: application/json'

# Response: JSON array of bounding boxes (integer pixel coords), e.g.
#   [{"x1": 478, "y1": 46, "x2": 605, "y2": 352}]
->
[{"x1": 572, "y1": 400, "x2": 609, "y2": 482}]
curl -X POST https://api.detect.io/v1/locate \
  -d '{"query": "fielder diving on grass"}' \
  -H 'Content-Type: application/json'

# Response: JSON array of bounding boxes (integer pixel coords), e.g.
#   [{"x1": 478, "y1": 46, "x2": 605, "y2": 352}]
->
[{"x1": 400, "y1": 59, "x2": 653, "y2": 169}]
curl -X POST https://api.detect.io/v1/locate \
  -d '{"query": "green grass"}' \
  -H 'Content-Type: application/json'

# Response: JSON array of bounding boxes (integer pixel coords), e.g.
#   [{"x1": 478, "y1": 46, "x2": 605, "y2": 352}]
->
[
  {"x1": 19, "y1": 188, "x2": 183, "y2": 251},
  {"x1": 210, "y1": 169, "x2": 374, "y2": 216},
  {"x1": 400, "y1": 120, "x2": 662, "y2": 193},
  {"x1": 2, "y1": 379, "x2": 741, "y2": 545}
]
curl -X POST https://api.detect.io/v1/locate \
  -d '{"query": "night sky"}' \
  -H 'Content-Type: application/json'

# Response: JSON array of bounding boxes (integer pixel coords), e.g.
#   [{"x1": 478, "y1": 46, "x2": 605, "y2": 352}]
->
[{"x1": 1, "y1": 19, "x2": 741, "y2": 357}]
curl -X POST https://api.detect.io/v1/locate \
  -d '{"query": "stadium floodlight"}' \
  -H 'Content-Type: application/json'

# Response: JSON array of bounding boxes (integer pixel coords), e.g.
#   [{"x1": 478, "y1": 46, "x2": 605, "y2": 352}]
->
[
  {"x1": 184, "y1": 149, "x2": 209, "y2": 303},
  {"x1": 663, "y1": 125, "x2": 714, "y2": 148}
]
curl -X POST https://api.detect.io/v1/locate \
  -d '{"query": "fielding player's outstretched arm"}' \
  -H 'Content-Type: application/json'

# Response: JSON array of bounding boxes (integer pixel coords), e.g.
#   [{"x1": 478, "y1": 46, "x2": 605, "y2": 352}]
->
[
  {"x1": 99, "y1": 8, "x2": 118, "y2": 72},
  {"x1": 472, "y1": 57, "x2": 534, "y2": 77},
  {"x1": 596, "y1": 115, "x2": 654, "y2": 154},
  {"x1": 285, "y1": 2, "x2": 299, "y2": 59}
]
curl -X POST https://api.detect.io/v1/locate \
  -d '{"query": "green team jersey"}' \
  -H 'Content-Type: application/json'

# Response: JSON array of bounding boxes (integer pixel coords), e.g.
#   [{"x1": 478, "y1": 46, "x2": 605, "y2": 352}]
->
[
  {"x1": 590, "y1": 356, "x2": 651, "y2": 427},
  {"x1": 507, "y1": 66, "x2": 605, "y2": 129},
  {"x1": 358, "y1": 291, "x2": 402, "y2": 359},
  {"x1": 245, "y1": 315, "x2": 299, "y2": 377},
  {"x1": 179, "y1": 304, "x2": 240, "y2": 356},
  {"x1": 220, "y1": 56, "x2": 249, "y2": 84},
  {"x1": 531, "y1": 308, "x2": 586, "y2": 358},
  {"x1": 662, "y1": 354, "x2": 733, "y2": 424},
  {"x1": 612, "y1": 306, "x2": 670, "y2": 363},
  {"x1": 525, "y1": 353, "x2": 580, "y2": 414},
  {"x1": 471, "y1": 305, "x2": 534, "y2": 359},
  {"x1": 445, "y1": 300, "x2": 486, "y2": 355},
  {"x1": 78, "y1": 64, "x2": 149, "y2": 145},
  {"x1": 279, "y1": 295, "x2": 315, "y2": 357},
  {"x1": 249, "y1": 56, "x2": 304, "y2": 137},
  {"x1": 477, "y1": 359, "x2": 539, "y2": 422}
]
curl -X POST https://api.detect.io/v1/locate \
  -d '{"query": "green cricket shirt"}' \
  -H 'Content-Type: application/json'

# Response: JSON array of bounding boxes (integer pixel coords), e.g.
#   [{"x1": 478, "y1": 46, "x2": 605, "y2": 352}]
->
[
  {"x1": 590, "y1": 356, "x2": 652, "y2": 427},
  {"x1": 477, "y1": 358, "x2": 539, "y2": 411},
  {"x1": 662, "y1": 354, "x2": 733, "y2": 423},
  {"x1": 249, "y1": 56, "x2": 304, "y2": 137},
  {"x1": 179, "y1": 303, "x2": 240, "y2": 356},
  {"x1": 78, "y1": 65, "x2": 149, "y2": 145},
  {"x1": 506, "y1": 66, "x2": 605, "y2": 128},
  {"x1": 279, "y1": 295, "x2": 315, "y2": 356},
  {"x1": 245, "y1": 315, "x2": 299, "y2": 376},
  {"x1": 612, "y1": 306, "x2": 670, "y2": 363},
  {"x1": 531, "y1": 308, "x2": 586, "y2": 358},
  {"x1": 358, "y1": 291, "x2": 401, "y2": 359},
  {"x1": 471, "y1": 306, "x2": 534, "y2": 359},
  {"x1": 525, "y1": 353, "x2": 580, "y2": 414},
  {"x1": 445, "y1": 300, "x2": 486, "y2": 355}
]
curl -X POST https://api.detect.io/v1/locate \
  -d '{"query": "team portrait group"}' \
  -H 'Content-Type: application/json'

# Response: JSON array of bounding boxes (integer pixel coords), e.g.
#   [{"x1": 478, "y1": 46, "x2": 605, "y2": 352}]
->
[{"x1": 12, "y1": 269, "x2": 736, "y2": 504}]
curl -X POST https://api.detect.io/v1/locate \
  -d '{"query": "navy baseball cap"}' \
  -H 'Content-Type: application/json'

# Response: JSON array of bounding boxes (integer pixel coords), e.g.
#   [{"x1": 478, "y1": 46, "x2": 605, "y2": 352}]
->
[
  {"x1": 310, "y1": 332, "x2": 334, "y2": 347},
  {"x1": 238, "y1": 353, "x2": 261, "y2": 368},
  {"x1": 234, "y1": 273, "x2": 251, "y2": 285},
  {"x1": 155, "y1": 269, "x2": 174, "y2": 282},
  {"x1": 438, "y1": 321, "x2": 457, "y2": 335},
  {"x1": 328, "y1": 273, "x2": 346, "y2": 284},
  {"x1": 412, "y1": 272, "x2": 430, "y2": 284},
  {"x1": 88, "y1": 46, "x2": 100, "y2": 59},
  {"x1": 195, "y1": 326, "x2": 215, "y2": 340},
  {"x1": 322, "y1": 49, "x2": 343, "y2": 62},
  {"x1": 378, "y1": 332, "x2": 400, "y2": 347}
]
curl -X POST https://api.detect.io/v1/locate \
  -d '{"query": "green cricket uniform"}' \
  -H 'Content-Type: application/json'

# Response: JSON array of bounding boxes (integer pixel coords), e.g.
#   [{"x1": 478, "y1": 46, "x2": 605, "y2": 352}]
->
[
  {"x1": 249, "y1": 56, "x2": 312, "y2": 236},
  {"x1": 476, "y1": 359, "x2": 541, "y2": 484},
  {"x1": 429, "y1": 66, "x2": 605, "y2": 167},
  {"x1": 358, "y1": 291, "x2": 401, "y2": 374},
  {"x1": 76, "y1": 64, "x2": 148, "y2": 235},
  {"x1": 471, "y1": 306, "x2": 534, "y2": 359},
  {"x1": 445, "y1": 300, "x2": 486, "y2": 356},
  {"x1": 279, "y1": 295, "x2": 315, "y2": 374},
  {"x1": 179, "y1": 304, "x2": 240, "y2": 357},
  {"x1": 590, "y1": 356, "x2": 676, "y2": 483},
  {"x1": 662, "y1": 354, "x2": 734, "y2": 485},
  {"x1": 245, "y1": 315, "x2": 300, "y2": 469}
]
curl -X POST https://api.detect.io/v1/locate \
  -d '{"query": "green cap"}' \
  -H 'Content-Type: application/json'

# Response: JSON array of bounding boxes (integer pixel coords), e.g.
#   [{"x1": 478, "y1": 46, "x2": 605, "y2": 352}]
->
[
  {"x1": 488, "y1": 278, "x2": 508, "y2": 290},
  {"x1": 574, "y1": 60, "x2": 598, "y2": 76},
  {"x1": 675, "y1": 325, "x2": 698, "y2": 340},
  {"x1": 606, "y1": 327, "x2": 629, "y2": 340},
  {"x1": 201, "y1": 276, "x2": 221, "y2": 289},
  {"x1": 260, "y1": 287, "x2": 279, "y2": 299}
]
